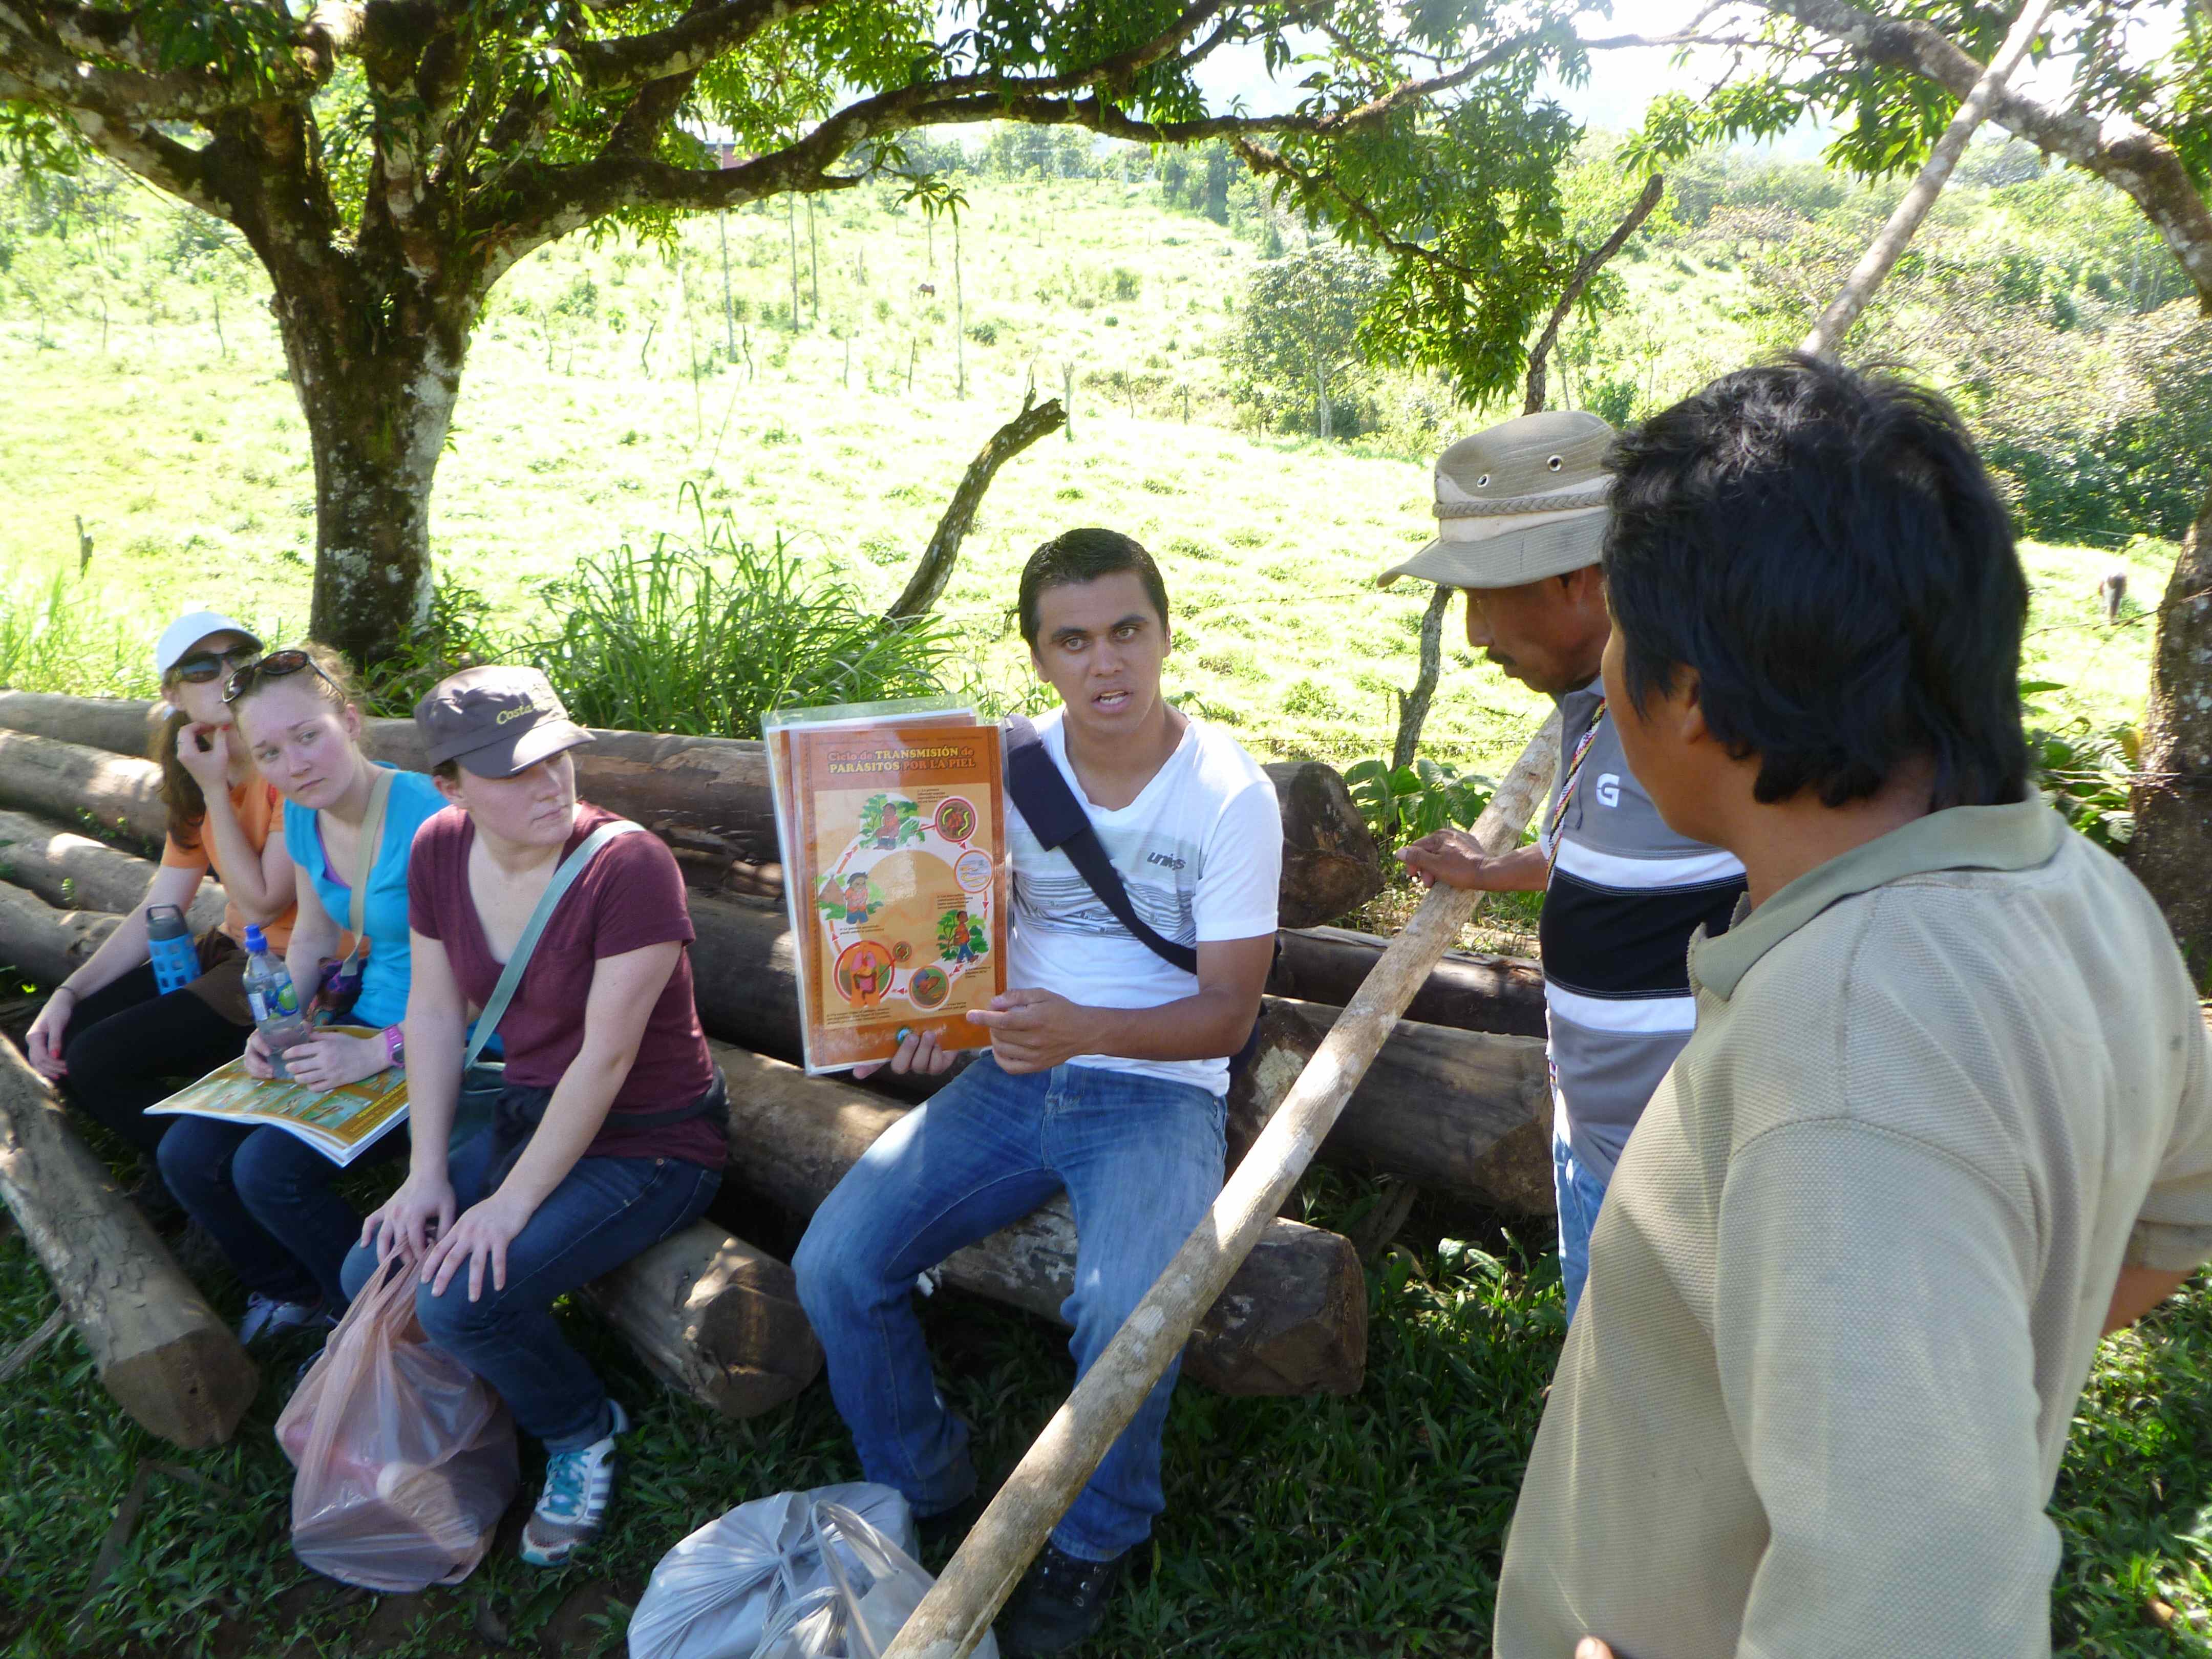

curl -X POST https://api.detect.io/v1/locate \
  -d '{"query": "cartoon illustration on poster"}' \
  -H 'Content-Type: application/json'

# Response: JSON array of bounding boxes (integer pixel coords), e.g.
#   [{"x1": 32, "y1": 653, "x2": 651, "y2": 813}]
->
[{"x1": 768, "y1": 708, "x2": 1008, "y2": 1073}]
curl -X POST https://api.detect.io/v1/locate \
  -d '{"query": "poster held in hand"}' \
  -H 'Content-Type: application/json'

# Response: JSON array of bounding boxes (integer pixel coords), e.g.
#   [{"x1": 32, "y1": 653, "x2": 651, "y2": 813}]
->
[{"x1": 765, "y1": 698, "x2": 1008, "y2": 1074}]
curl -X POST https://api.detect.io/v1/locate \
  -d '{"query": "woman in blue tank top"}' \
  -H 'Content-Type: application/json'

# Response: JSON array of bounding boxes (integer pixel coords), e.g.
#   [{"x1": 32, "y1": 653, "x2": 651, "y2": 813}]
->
[{"x1": 156, "y1": 644, "x2": 445, "y2": 1345}]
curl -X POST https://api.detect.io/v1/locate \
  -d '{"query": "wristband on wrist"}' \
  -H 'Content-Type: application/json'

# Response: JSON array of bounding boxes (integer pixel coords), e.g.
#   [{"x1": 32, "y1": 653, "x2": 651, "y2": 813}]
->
[{"x1": 384, "y1": 1026, "x2": 405, "y2": 1068}]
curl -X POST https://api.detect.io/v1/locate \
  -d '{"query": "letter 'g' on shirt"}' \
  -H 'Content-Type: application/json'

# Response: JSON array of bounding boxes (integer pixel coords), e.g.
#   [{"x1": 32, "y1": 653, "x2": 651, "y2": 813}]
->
[{"x1": 408, "y1": 802, "x2": 724, "y2": 1168}]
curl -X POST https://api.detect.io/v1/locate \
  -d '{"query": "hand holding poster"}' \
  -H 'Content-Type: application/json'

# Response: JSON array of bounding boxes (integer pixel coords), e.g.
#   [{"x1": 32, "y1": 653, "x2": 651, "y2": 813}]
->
[{"x1": 765, "y1": 699, "x2": 1009, "y2": 1073}]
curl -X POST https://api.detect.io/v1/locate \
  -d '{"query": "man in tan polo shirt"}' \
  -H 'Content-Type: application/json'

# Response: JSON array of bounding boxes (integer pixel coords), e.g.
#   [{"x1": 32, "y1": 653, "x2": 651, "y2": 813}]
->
[{"x1": 1494, "y1": 355, "x2": 2212, "y2": 1659}]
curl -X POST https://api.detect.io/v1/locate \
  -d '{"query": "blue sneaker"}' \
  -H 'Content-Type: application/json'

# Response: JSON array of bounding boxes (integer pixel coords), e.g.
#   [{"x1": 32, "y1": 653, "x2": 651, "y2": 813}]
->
[{"x1": 519, "y1": 1399, "x2": 628, "y2": 1567}]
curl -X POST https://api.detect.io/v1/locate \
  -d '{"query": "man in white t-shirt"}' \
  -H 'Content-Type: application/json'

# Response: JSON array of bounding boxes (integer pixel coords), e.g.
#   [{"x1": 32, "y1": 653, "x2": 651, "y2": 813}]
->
[{"x1": 796, "y1": 529, "x2": 1281, "y2": 1658}]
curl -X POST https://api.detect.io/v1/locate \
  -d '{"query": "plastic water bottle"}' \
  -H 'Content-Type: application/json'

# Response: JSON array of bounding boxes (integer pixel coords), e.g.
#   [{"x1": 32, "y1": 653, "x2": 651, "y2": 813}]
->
[
  {"x1": 145, "y1": 905, "x2": 197, "y2": 996},
  {"x1": 242, "y1": 924, "x2": 310, "y2": 1081}
]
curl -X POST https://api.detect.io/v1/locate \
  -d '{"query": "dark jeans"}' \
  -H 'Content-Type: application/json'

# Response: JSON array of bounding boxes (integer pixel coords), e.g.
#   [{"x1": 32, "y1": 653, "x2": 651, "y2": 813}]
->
[
  {"x1": 159, "y1": 1116, "x2": 406, "y2": 1308},
  {"x1": 341, "y1": 1128, "x2": 720, "y2": 1453},
  {"x1": 61, "y1": 964, "x2": 251, "y2": 1158}
]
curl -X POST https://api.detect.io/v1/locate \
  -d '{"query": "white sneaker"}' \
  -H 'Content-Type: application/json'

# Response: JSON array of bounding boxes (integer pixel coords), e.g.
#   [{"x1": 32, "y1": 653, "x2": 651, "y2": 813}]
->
[
  {"x1": 519, "y1": 1399, "x2": 629, "y2": 1567},
  {"x1": 237, "y1": 1293, "x2": 326, "y2": 1346}
]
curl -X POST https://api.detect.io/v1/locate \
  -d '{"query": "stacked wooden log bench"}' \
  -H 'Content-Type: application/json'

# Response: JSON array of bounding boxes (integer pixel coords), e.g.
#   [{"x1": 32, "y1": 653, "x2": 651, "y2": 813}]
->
[{"x1": 0, "y1": 690, "x2": 1552, "y2": 1447}]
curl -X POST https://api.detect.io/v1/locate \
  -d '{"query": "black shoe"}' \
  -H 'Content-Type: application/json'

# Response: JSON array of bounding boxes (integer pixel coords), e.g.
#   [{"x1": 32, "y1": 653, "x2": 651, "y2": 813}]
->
[
  {"x1": 996, "y1": 1542, "x2": 1127, "y2": 1657},
  {"x1": 915, "y1": 1488, "x2": 987, "y2": 1565}
]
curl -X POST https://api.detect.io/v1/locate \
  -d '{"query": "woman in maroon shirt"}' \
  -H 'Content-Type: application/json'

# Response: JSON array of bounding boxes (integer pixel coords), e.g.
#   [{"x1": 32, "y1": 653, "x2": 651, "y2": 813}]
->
[{"x1": 347, "y1": 667, "x2": 724, "y2": 1569}]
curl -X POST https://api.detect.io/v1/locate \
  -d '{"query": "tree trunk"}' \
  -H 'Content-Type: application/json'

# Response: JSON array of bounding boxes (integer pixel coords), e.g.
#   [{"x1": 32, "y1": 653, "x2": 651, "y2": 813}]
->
[
  {"x1": 2129, "y1": 489, "x2": 2212, "y2": 976},
  {"x1": 280, "y1": 296, "x2": 469, "y2": 672},
  {"x1": 1390, "y1": 584, "x2": 1456, "y2": 774},
  {"x1": 1270, "y1": 924, "x2": 1546, "y2": 1037},
  {"x1": 1228, "y1": 996, "x2": 1550, "y2": 1216},
  {"x1": 0, "y1": 692, "x2": 164, "y2": 758},
  {"x1": 0, "y1": 729, "x2": 167, "y2": 847},
  {"x1": 0, "y1": 881, "x2": 121, "y2": 984},
  {"x1": 1262, "y1": 761, "x2": 1385, "y2": 926}
]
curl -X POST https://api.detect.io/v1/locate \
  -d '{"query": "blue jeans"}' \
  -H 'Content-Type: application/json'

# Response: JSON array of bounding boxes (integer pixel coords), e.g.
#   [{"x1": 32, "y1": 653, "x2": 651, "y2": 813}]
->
[
  {"x1": 340, "y1": 1129, "x2": 720, "y2": 1453},
  {"x1": 159, "y1": 1116, "x2": 404, "y2": 1309},
  {"x1": 1551, "y1": 1117, "x2": 1611, "y2": 1323},
  {"x1": 794, "y1": 1054, "x2": 1226, "y2": 1562}
]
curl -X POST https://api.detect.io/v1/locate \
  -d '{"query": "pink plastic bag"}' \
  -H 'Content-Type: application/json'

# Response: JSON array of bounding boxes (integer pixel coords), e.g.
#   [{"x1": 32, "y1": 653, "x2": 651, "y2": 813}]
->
[{"x1": 276, "y1": 1256, "x2": 520, "y2": 1591}]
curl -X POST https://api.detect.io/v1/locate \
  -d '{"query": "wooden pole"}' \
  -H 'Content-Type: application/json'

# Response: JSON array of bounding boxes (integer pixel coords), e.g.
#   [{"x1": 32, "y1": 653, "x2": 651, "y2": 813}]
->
[
  {"x1": 884, "y1": 714, "x2": 1560, "y2": 1659},
  {"x1": 1800, "y1": 0, "x2": 2057, "y2": 357},
  {"x1": 0, "y1": 1040, "x2": 260, "y2": 1447}
]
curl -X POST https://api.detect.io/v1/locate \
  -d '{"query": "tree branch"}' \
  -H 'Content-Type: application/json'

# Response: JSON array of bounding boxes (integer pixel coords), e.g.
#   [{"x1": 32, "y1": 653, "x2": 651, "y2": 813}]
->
[
  {"x1": 563, "y1": 0, "x2": 815, "y2": 90},
  {"x1": 1800, "y1": 0, "x2": 2056, "y2": 355},
  {"x1": 1758, "y1": 0, "x2": 2212, "y2": 308},
  {"x1": 0, "y1": 0, "x2": 357, "y2": 118},
  {"x1": 1231, "y1": 135, "x2": 1482, "y2": 283},
  {"x1": 889, "y1": 391, "x2": 1066, "y2": 620},
  {"x1": 1524, "y1": 173, "x2": 1665, "y2": 414}
]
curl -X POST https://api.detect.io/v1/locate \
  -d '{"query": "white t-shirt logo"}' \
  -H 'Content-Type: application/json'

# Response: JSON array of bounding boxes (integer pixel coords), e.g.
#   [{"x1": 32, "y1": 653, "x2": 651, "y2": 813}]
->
[{"x1": 1596, "y1": 773, "x2": 1621, "y2": 809}]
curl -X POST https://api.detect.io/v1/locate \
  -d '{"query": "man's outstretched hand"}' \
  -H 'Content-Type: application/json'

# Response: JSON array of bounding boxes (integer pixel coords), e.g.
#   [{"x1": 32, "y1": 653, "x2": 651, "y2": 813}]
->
[
  {"x1": 1400, "y1": 829, "x2": 1549, "y2": 894},
  {"x1": 1576, "y1": 1640, "x2": 1616, "y2": 1658}
]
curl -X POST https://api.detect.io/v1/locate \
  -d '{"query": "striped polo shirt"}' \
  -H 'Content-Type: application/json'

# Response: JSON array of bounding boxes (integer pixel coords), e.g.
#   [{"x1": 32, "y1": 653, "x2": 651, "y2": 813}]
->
[{"x1": 1537, "y1": 679, "x2": 1746, "y2": 1183}]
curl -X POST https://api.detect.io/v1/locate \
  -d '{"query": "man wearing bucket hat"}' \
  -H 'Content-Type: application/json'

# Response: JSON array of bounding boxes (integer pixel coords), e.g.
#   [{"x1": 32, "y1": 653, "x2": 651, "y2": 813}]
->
[{"x1": 1386, "y1": 411, "x2": 1746, "y2": 1320}]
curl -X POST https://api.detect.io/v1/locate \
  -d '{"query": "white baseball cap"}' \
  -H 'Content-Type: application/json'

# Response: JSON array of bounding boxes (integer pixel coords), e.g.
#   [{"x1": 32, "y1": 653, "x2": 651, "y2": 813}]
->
[{"x1": 153, "y1": 610, "x2": 262, "y2": 676}]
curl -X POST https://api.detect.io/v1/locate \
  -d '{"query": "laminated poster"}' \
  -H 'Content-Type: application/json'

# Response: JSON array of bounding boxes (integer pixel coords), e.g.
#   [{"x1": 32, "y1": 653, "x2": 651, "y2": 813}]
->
[{"x1": 767, "y1": 700, "x2": 1008, "y2": 1074}]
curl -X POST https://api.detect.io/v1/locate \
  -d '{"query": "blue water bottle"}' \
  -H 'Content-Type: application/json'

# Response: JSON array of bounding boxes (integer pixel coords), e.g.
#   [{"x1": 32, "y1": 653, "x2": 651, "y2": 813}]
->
[{"x1": 146, "y1": 904, "x2": 197, "y2": 995}]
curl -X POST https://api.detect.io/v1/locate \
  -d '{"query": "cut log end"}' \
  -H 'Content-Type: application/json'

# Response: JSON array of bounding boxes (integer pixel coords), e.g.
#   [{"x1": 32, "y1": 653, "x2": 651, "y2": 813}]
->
[
  {"x1": 100, "y1": 1328, "x2": 262, "y2": 1450},
  {"x1": 576, "y1": 1220, "x2": 823, "y2": 1420},
  {"x1": 1183, "y1": 1224, "x2": 1367, "y2": 1397}
]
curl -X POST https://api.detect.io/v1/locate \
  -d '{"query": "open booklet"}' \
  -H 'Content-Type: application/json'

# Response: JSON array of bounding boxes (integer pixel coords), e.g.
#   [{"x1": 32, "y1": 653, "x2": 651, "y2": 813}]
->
[
  {"x1": 145, "y1": 1028, "x2": 409, "y2": 1166},
  {"x1": 765, "y1": 697, "x2": 1009, "y2": 1074}
]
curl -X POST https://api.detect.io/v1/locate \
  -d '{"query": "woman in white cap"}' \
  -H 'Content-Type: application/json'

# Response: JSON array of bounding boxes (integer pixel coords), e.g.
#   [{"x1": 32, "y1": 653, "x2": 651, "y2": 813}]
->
[
  {"x1": 157, "y1": 642, "x2": 447, "y2": 1346},
  {"x1": 25, "y1": 610, "x2": 301, "y2": 1217},
  {"x1": 348, "y1": 665, "x2": 726, "y2": 1568}
]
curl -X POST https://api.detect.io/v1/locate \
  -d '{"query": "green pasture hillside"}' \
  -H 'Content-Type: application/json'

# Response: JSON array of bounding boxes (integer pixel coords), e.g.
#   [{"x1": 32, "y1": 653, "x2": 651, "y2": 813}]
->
[{"x1": 0, "y1": 167, "x2": 2171, "y2": 778}]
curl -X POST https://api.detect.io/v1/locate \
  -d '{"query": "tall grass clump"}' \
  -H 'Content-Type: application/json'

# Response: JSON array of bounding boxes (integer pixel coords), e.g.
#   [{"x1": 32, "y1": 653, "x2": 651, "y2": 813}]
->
[
  {"x1": 0, "y1": 570, "x2": 160, "y2": 698},
  {"x1": 528, "y1": 497, "x2": 955, "y2": 738}
]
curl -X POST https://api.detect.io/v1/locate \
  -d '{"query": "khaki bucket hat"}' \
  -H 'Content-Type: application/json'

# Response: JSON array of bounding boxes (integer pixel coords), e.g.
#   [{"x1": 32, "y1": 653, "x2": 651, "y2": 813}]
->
[{"x1": 1379, "y1": 409, "x2": 1617, "y2": 590}]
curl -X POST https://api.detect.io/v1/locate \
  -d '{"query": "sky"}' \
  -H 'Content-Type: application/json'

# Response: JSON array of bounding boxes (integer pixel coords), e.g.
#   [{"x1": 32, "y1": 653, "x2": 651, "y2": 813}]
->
[
  {"x1": 1189, "y1": 1, "x2": 1837, "y2": 156},
  {"x1": 1188, "y1": 0, "x2": 2191, "y2": 161}
]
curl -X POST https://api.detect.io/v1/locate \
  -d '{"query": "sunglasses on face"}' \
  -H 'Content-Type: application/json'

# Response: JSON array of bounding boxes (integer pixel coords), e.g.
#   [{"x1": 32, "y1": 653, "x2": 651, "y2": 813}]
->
[
  {"x1": 222, "y1": 648, "x2": 340, "y2": 705},
  {"x1": 172, "y1": 646, "x2": 257, "y2": 685}
]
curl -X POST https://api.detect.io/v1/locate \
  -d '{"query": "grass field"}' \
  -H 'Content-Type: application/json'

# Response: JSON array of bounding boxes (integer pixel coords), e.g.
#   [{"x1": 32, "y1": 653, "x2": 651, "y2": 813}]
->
[
  {"x1": 0, "y1": 172, "x2": 2174, "y2": 780},
  {"x1": 1, "y1": 165, "x2": 2205, "y2": 1657}
]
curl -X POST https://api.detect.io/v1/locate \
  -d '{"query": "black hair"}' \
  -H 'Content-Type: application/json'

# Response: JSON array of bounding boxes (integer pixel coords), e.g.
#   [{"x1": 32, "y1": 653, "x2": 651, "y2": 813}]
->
[
  {"x1": 1603, "y1": 353, "x2": 2029, "y2": 810},
  {"x1": 1017, "y1": 528, "x2": 1170, "y2": 646}
]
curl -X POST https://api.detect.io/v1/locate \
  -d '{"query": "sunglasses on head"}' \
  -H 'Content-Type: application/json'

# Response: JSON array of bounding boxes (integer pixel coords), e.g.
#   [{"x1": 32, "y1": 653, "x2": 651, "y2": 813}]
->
[
  {"x1": 171, "y1": 646, "x2": 258, "y2": 685},
  {"x1": 222, "y1": 648, "x2": 339, "y2": 705}
]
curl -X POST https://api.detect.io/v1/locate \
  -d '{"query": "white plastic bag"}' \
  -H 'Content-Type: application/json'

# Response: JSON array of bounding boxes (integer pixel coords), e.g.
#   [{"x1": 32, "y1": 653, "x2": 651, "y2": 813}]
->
[
  {"x1": 627, "y1": 1483, "x2": 919, "y2": 1659},
  {"x1": 751, "y1": 1501, "x2": 999, "y2": 1659}
]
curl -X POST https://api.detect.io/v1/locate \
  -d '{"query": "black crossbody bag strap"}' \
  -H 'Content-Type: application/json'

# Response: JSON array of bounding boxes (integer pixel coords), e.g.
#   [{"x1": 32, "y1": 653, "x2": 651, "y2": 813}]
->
[
  {"x1": 1004, "y1": 715, "x2": 1198, "y2": 974},
  {"x1": 1005, "y1": 716, "x2": 1277, "y2": 1074}
]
